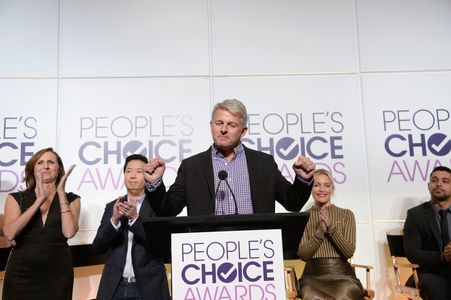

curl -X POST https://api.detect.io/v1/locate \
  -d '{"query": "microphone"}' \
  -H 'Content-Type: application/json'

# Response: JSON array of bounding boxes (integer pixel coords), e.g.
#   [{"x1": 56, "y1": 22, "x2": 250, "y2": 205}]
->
[
  {"x1": 213, "y1": 171, "x2": 226, "y2": 210},
  {"x1": 218, "y1": 170, "x2": 228, "y2": 180},
  {"x1": 218, "y1": 170, "x2": 239, "y2": 215}
]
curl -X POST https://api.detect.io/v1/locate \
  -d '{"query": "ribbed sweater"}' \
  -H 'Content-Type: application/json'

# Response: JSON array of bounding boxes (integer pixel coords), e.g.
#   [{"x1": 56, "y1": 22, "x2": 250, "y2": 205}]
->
[{"x1": 297, "y1": 204, "x2": 356, "y2": 261}]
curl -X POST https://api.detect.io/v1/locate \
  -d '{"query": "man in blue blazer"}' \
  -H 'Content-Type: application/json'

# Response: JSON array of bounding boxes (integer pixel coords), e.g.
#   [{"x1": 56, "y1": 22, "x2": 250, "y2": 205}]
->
[
  {"x1": 143, "y1": 99, "x2": 315, "y2": 216},
  {"x1": 93, "y1": 154, "x2": 170, "y2": 300},
  {"x1": 404, "y1": 166, "x2": 451, "y2": 300}
]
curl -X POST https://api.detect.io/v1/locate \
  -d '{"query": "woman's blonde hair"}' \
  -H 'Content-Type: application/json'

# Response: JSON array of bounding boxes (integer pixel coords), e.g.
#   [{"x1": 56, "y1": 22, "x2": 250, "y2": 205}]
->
[{"x1": 312, "y1": 168, "x2": 335, "y2": 192}]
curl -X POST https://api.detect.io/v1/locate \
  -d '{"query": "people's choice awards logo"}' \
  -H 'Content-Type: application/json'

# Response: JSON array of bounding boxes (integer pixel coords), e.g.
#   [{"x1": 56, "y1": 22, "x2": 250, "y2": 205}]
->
[
  {"x1": 0, "y1": 116, "x2": 38, "y2": 192},
  {"x1": 383, "y1": 108, "x2": 450, "y2": 182},
  {"x1": 76, "y1": 115, "x2": 194, "y2": 191},
  {"x1": 242, "y1": 111, "x2": 347, "y2": 184},
  {"x1": 179, "y1": 238, "x2": 278, "y2": 299}
]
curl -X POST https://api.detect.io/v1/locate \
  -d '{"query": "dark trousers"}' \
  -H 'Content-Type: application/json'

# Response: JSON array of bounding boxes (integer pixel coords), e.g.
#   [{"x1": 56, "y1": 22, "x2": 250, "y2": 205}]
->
[
  {"x1": 419, "y1": 270, "x2": 451, "y2": 300},
  {"x1": 111, "y1": 282, "x2": 142, "y2": 300}
]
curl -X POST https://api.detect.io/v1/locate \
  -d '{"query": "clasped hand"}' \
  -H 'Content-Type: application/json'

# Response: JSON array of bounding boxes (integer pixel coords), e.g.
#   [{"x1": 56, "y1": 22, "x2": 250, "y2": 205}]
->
[
  {"x1": 444, "y1": 242, "x2": 451, "y2": 265},
  {"x1": 113, "y1": 197, "x2": 138, "y2": 222},
  {"x1": 318, "y1": 207, "x2": 332, "y2": 234},
  {"x1": 57, "y1": 164, "x2": 76, "y2": 193},
  {"x1": 35, "y1": 164, "x2": 76, "y2": 206}
]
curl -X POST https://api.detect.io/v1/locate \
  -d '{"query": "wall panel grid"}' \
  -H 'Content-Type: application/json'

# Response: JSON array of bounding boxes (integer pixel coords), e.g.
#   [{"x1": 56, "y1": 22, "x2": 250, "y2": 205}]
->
[{"x1": 1, "y1": 1, "x2": 451, "y2": 299}]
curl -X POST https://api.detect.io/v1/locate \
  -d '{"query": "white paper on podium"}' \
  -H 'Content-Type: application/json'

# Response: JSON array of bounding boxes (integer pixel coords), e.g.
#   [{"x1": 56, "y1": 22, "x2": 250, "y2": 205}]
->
[{"x1": 171, "y1": 229, "x2": 285, "y2": 300}]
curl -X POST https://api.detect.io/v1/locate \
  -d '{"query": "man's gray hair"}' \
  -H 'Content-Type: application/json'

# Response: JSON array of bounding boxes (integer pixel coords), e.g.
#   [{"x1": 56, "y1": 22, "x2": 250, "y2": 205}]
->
[{"x1": 211, "y1": 99, "x2": 248, "y2": 127}]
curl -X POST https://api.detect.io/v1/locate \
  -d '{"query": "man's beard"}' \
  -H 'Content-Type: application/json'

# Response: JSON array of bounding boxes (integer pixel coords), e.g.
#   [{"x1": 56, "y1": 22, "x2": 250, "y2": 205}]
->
[{"x1": 432, "y1": 190, "x2": 450, "y2": 202}]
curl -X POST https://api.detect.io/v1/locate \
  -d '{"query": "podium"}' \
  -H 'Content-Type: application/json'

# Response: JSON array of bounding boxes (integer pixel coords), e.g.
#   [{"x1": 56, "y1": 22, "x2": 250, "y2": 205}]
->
[{"x1": 142, "y1": 212, "x2": 309, "y2": 262}]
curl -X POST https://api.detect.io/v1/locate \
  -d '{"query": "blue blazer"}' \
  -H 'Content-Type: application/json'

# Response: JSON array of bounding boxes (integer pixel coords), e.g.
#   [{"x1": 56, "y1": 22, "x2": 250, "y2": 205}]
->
[{"x1": 92, "y1": 195, "x2": 170, "y2": 300}]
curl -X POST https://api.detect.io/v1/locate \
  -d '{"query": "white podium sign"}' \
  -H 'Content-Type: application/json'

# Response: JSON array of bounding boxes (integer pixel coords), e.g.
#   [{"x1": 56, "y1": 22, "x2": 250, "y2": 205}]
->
[{"x1": 171, "y1": 229, "x2": 286, "y2": 300}]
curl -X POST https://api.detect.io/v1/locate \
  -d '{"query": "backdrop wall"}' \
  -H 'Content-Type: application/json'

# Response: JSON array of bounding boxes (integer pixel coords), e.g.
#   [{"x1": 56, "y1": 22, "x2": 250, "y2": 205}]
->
[{"x1": 1, "y1": 0, "x2": 451, "y2": 299}]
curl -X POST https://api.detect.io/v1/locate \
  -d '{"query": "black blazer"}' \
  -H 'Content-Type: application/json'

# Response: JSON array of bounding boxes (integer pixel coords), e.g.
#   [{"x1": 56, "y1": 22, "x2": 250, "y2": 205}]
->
[
  {"x1": 146, "y1": 145, "x2": 312, "y2": 216},
  {"x1": 92, "y1": 195, "x2": 170, "y2": 300},
  {"x1": 403, "y1": 201, "x2": 447, "y2": 273}
]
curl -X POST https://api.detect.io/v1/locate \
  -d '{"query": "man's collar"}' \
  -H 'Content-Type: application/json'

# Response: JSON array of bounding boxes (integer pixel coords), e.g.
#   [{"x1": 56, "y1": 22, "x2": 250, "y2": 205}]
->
[
  {"x1": 430, "y1": 200, "x2": 451, "y2": 213},
  {"x1": 211, "y1": 143, "x2": 244, "y2": 158},
  {"x1": 126, "y1": 193, "x2": 145, "y2": 204}
]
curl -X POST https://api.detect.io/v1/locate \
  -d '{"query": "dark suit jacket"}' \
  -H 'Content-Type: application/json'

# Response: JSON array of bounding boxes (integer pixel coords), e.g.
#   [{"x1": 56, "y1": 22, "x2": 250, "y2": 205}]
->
[
  {"x1": 92, "y1": 195, "x2": 170, "y2": 300},
  {"x1": 403, "y1": 201, "x2": 449, "y2": 273},
  {"x1": 146, "y1": 146, "x2": 312, "y2": 216}
]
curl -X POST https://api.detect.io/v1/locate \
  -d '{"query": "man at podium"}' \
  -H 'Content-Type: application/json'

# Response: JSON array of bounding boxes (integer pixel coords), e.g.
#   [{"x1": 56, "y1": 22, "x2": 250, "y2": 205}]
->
[{"x1": 143, "y1": 99, "x2": 315, "y2": 216}]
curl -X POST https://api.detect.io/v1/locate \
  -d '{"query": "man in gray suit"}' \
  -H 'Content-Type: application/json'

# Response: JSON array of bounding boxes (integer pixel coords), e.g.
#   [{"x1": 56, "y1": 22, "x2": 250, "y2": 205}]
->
[
  {"x1": 404, "y1": 165, "x2": 451, "y2": 300},
  {"x1": 93, "y1": 154, "x2": 170, "y2": 300},
  {"x1": 143, "y1": 99, "x2": 315, "y2": 216}
]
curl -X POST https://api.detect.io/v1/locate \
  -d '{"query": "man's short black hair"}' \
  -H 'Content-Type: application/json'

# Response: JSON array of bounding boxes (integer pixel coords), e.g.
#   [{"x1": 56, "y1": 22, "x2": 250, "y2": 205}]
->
[
  {"x1": 430, "y1": 165, "x2": 451, "y2": 178},
  {"x1": 123, "y1": 154, "x2": 148, "y2": 173}
]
